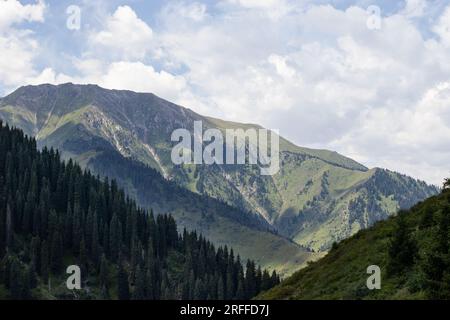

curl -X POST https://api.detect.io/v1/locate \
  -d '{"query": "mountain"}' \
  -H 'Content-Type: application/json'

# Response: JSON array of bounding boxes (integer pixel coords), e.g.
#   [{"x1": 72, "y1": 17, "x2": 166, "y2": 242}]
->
[
  {"x1": 258, "y1": 186, "x2": 450, "y2": 300},
  {"x1": 0, "y1": 122, "x2": 280, "y2": 299},
  {"x1": 0, "y1": 84, "x2": 318, "y2": 276},
  {"x1": 0, "y1": 83, "x2": 437, "y2": 254}
]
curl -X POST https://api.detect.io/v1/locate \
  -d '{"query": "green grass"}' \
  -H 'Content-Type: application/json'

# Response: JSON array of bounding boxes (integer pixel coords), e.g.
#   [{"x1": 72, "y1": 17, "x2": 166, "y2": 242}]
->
[{"x1": 257, "y1": 192, "x2": 448, "y2": 300}]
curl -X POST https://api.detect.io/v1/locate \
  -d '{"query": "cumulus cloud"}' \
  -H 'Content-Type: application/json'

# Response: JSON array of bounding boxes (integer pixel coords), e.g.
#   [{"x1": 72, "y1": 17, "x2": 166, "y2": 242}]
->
[
  {"x1": 152, "y1": 2, "x2": 450, "y2": 184},
  {"x1": 1, "y1": 1, "x2": 450, "y2": 185},
  {"x1": 35, "y1": 60, "x2": 189, "y2": 104},
  {"x1": 89, "y1": 5, "x2": 153, "y2": 60},
  {"x1": 96, "y1": 61, "x2": 188, "y2": 101},
  {"x1": 0, "y1": 0, "x2": 45, "y2": 31},
  {"x1": 433, "y1": 6, "x2": 450, "y2": 47},
  {"x1": 0, "y1": 0, "x2": 46, "y2": 90}
]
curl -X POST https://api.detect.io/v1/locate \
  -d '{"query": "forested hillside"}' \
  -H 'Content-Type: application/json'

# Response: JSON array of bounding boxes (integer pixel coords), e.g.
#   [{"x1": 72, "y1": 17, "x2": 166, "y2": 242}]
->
[
  {"x1": 0, "y1": 121, "x2": 279, "y2": 299},
  {"x1": 258, "y1": 182, "x2": 450, "y2": 300},
  {"x1": 0, "y1": 84, "x2": 438, "y2": 253},
  {"x1": 0, "y1": 84, "x2": 316, "y2": 275}
]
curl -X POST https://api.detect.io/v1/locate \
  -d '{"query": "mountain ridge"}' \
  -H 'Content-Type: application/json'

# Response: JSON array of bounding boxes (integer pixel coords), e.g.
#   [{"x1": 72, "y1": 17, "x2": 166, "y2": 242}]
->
[
  {"x1": 0, "y1": 83, "x2": 438, "y2": 255},
  {"x1": 0, "y1": 83, "x2": 320, "y2": 276}
]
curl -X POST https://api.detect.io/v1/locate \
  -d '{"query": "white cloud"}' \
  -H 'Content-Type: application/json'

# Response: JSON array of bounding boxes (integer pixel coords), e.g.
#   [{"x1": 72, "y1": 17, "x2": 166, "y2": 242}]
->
[
  {"x1": 433, "y1": 5, "x2": 450, "y2": 47},
  {"x1": 152, "y1": 2, "x2": 450, "y2": 184},
  {"x1": 35, "y1": 60, "x2": 189, "y2": 104},
  {"x1": 97, "y1": 61, "x2": 187, "y2": 101},
  {"x1": 226, "y1": 0, "x2": 285, "y2": 9},
  {"x1": 401, "y1": 0, "x2": 427, "y2": 18},
  {"x1": 0, "y1": 0, "x2": 46, "y2": 91},
  {"x1": 162, "y1": 2, "x2": 208, "y2": 22},
  {"x1": 89, "y1": 5, "x2": 153, "y2": 60},
  {"x1": 0, "y1": 0, "x2": 45, "y2": 31},
  {"x1": 1, "y1": 1, "x2": 450, "y2": 185},
  {"x1": 223, "y1": 0, "x2": 298, "y2": 20}
]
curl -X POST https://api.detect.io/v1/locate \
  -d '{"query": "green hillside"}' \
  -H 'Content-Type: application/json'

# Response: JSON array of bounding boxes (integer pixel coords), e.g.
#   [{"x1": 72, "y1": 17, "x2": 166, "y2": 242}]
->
[
  {"x1": 258, "y1": 183, "x2": 450, "y2": 300},
  {"x1": 0, "y1": 83, "x2": 437, "y2": 260},
  {"x1": 0, "y1": 121, "x2": 280, "y2": 300},
  {"x1": 0, "y1": 84, "x2": 316, "y2": 276}
]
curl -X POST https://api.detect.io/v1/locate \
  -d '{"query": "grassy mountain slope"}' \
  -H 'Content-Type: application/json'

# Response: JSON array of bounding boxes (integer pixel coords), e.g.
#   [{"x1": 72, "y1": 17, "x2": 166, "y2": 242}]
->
[
  {"x1": 258, "y1": 188, "x2": 450, "y2": 300},
  {"x1": 87, "y1": 148, "x2": 317, "y2": 275},
  {"x1": 0, "y1": 83, "x2": 438, "y2": 254},
  {"x1": 0, "y1": 84, "x2": 317, "y2": 276}
]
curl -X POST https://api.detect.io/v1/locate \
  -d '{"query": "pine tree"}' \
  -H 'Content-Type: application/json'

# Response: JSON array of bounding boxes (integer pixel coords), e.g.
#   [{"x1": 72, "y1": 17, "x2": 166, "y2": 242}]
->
[
  {"x1": 226, "y1": 266, "x2": 235, "y2": 299},
  {"x1": 132, "y1": 266, "x2": 146, "y2": 300},
  {"x1": 217, "y1": 275, "x2": 225, "y2": 300},
  {"x1": 193, "y1": 278, "x2": 203, "y2": 300},
  {"x1": 245, "y1": 260, "x2": 257, "y2": 298},
  {"x1": 99, "y1": 254, "x2": 109, "y2": 290},
  {"x1": 0, "y1": 206, "x2": 5, "y2": 258},
  {"x1": 40, "y1": 241, "x2": 49, "y2": 284},
  {"x1": 261, "y1": 270, "x2": 272, "y2": 291},
  {"x1": 21, "y1": 266, "x2": 32, "y2": 299},
  {"x1": 270, "y1": 270, "x2": 280, "y2": 287},
  {"x1": 9, "y1": 257, "x2": 21, "y2": 299},
  {"x1": 91, "y1": 211, "x2": 100, "y2": 268},
  {"x1": 79, "y1": 235, "x2": 88, "y2": 275},
  {"x1": 235, "y1": 273, "x2": 245, "y2": 300},
  {"x1": 117, "y1": 264, "x2": 130, "y2": 300},
  {"x1": 50, "y1": 230, "x2": 63, "y2": 273},
  {"x1": 109, "y1": 213, "x2": 121, "y2": 261},
  {"x1": 0, "y1": 123, "x2": 278, "y2": 300},
  {"x1": 6, "y1": 203, "x2": 13, "y2": 250}
]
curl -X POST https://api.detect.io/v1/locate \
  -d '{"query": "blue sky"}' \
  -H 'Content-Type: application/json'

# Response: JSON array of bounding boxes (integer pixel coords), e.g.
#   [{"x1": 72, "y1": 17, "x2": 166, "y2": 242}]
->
[{"x1": 1, "y1": 0, "x2": 450, "y2": 184}]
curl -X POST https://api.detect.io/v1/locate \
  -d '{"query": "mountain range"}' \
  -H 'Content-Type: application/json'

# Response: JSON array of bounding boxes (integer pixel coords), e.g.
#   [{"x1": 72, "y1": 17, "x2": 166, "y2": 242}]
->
[{"x1": 0, "y1": 83, "x2": 438, "y2": 275}]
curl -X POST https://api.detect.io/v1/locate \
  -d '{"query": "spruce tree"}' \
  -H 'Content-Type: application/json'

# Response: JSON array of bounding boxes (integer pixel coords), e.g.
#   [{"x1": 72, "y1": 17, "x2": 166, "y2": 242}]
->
[
  {"x1": 40, "y1": 241, "x2": 49, "y2": 284},
  {"x1": 132, "y1": 266, "x2": 146, "y2": 300},
  {"x1": 99, "y1": 254, "x2": 109, "y2": 289},
  {"x1": 50, "y1": 230, "x2": 63, "y2": 273},
  {"x1": 0, "y1": 123, "x2": 278, "y2": 300},
  {"x1": 117, "y1": 264, "x2": 130, "y2": 300}
]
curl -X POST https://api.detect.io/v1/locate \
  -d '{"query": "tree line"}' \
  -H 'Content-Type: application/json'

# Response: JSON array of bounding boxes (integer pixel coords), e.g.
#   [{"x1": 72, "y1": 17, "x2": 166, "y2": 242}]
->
[
  {"x1": 0, "y1": 121, "x2": 280, "y2": 299},
  {"x1": 387, "y1": 180, "x2": 450, "y2": 299}
]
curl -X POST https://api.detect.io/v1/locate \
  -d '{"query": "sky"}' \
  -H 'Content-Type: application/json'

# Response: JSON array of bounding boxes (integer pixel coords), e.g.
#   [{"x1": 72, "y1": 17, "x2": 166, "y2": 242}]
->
[{"x1": 0, "y1": 0, "x2": 449, "y2": 185}]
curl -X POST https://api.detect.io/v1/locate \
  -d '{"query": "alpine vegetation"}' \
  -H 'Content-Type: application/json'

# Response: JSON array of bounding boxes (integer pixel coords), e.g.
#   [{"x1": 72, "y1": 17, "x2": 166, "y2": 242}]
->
[{"x1": 0, "y1": 121, "x2": 280, "y2": 299}]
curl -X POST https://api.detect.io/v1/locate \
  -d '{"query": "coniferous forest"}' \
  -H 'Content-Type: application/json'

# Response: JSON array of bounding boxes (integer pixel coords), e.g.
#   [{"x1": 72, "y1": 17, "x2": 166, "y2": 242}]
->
[{"x1": 0, "y1": 121, "x2": 280, "y2": 300}]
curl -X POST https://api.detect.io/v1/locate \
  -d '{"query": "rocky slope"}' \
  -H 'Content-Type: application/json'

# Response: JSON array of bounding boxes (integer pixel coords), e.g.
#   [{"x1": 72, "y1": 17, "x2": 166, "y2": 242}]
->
[{"x1": 0, "y1": 83, "x2": 438, "y2": 255}]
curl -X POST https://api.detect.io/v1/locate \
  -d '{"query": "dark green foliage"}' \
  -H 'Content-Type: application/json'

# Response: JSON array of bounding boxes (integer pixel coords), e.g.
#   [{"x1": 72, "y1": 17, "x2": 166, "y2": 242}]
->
[
  {"x1": 117, "y1": 263, "x2": 130, "y2": 300},
  {"x1": 0, "y1": 122, "x2": 278, "y2": 299},
  {"x1": 420, "y1": 203, "x2": 450, "y2": 299},
  {"x1": 387, "y1": 211, "x2": 418, "y2": 275},
  {"x1": 259, "y1": 186, "x2": 450, "y2": 300}
]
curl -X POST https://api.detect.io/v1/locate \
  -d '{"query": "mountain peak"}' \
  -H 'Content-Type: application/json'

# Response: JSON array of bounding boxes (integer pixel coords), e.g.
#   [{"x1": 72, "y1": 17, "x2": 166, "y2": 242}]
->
[{"x1": 0, "y1": 83, "x2": 438, "y2": 252}]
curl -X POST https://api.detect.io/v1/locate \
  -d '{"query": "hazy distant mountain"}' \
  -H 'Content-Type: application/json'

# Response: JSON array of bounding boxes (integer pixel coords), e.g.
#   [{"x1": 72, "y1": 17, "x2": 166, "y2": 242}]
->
[{"x1": 0, "y1": 83, "x2": 437, "y2": 259}]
